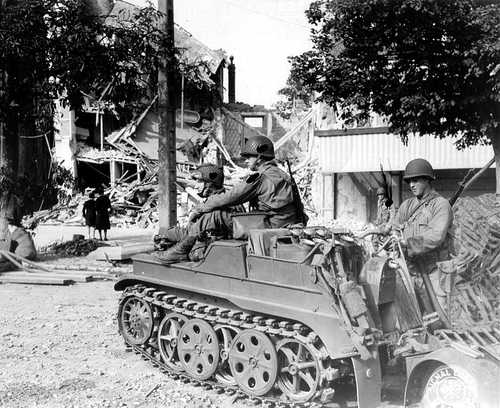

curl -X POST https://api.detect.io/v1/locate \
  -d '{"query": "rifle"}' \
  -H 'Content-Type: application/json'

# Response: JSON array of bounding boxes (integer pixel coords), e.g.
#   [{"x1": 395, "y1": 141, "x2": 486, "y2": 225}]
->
[
  {"x1": 379, "y1": 163, "x2": 393, "y2": 208},
  {"x1": 449, "y1": 157, "x2": 495, "y2": 207},
  {"x1": 285, "y1": 159, "x2": 309, "y2": 226}
]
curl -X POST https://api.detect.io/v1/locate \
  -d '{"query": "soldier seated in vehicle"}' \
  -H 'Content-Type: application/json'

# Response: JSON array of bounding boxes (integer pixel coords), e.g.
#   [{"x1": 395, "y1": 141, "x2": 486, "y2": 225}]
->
[
  {"x1": 155, "y1": 163, "x2": 243, "y2": 262},
  {"x1": 379, "y1": 158, "x2": 453, "y2": 314},
  {"x1": 156, "y1": 135, "x2": 303, "y2": 264}
]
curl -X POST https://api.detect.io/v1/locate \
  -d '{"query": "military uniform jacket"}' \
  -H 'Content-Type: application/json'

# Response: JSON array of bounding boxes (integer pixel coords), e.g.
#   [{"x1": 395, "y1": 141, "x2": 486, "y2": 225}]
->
[
  {"x1": 197, "y1": 161, "x2": 298, "y2": 228},
  {"x1": 208, "y1": 188, "x2": 245, "y2": 214},
  {"x1": 375, "y1": 201, "x2": 391, "y2": 226},
  {"x1": 391, "y1": 190, "x2": 453, "y2": 271}
]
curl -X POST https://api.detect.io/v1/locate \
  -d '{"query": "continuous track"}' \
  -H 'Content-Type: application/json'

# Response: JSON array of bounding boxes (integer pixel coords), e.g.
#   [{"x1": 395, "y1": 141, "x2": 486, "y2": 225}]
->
[{"x1": 117, "y1": 284, "x2": 357, "y2": 407}]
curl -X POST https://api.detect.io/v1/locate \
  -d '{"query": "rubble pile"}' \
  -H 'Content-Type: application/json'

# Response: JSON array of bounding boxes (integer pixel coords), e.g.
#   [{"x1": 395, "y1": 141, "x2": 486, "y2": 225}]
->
[
  {"x1": 25, "y1": 159, "x2": 249, "y2": 230},
  {"x1": 40, "y1": 238, "x2": 108, "y2": 257},
  {"x1": 294, "y1": 160, "x2": 318, "y2": 218},
  {"x1": 107, "y1": 168, "x2": 160, "y2": 229}
]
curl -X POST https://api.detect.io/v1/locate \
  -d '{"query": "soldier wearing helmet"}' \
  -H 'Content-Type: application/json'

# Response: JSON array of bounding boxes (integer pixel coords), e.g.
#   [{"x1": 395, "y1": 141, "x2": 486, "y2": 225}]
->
[
  {"x1": 191, "y1": 163, "x2": 225, "y2": 198},
  {"x1": 375, "y1": 187, "x2": 391, "y2": 226},
  {"x1": 156, "y1": 135, "x2": 300, "y2": 264},
  {"x1": 385, "y1": 158, "x2": 453, "y2": 313},
  {"x1": 155, "y1": 163, "x2": 242, "y2": 255}
]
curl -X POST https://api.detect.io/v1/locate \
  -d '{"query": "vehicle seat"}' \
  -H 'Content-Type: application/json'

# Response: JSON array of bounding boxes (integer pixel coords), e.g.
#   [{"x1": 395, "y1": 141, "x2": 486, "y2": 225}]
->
[{"x1": 247, "y1": 228, "x2": 290, "y2": 256}]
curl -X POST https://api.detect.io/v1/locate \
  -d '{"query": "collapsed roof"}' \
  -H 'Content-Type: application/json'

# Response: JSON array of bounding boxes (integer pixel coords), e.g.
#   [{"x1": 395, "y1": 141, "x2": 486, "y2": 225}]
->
[{"x1": 106, "y1": 0, "x2": 226, "y2": 76}]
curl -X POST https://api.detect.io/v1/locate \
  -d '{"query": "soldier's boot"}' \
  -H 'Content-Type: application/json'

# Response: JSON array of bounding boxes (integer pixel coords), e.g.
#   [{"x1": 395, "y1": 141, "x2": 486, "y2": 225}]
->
[{"x1": 155, "y1": 235, "x2": 197, "y2": 264}]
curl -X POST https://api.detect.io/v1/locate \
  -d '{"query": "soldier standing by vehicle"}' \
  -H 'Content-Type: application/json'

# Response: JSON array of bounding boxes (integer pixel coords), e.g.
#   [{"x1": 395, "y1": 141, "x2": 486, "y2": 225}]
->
[
  {"x1": 157, "y1": 135, "x2": 303, "y2": 264},
  {"x1": 382, "y1": 158, "x2": 453, "y2": 314},
  {"x1": 372, "y1": 187, "x2": 392, "y2": 251},
  {"x1": 375, "y1": 187, "x2": 391, "y2": 226}
]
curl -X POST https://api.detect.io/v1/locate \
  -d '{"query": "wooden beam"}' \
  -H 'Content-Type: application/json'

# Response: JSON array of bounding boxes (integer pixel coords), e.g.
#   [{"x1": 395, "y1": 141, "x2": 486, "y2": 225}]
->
[
  {"x1": 368, "y1": 171, "x2": 384, "y2": 188},
  {"x1": 0, "y1": 271, "x2": 91, "y2": 283},
  {"x1": 347, "y1": 173, "x2": 370, "y2": 197},
  {"x1": 0, "y1": 275, "x2": 71, "y2": 285},
  {"x1": 351, "y1": 173, "x2": 372, "y2": 195},
  {"x1": 316, "y1": 126, "x2": 389, "y2": 137}
]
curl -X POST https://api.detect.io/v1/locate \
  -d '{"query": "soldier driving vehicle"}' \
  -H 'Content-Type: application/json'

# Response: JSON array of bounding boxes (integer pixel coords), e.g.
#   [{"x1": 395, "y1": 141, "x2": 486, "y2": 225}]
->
[{"x1": 155, "y1": 135, "x2": 304, "y2": 264}]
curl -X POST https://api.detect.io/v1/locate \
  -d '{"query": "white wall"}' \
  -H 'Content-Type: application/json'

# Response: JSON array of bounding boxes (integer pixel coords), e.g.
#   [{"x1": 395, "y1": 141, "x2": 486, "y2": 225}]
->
[{"x1": 336, "y1": 173, "x2": 370, "y2": 223}]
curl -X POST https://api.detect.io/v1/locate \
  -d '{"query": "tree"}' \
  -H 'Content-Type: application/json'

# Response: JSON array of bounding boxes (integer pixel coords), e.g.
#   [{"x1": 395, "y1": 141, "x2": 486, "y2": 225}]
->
[
  {"x1": 274, "y1": 76, "x2": 312, "y2": 120},
  {"x1": 0, "y1": 0, "x2": 215, "y2": 230},
  {"x1": 288, "y1": 0, "x2": 500, "y2": 199}
]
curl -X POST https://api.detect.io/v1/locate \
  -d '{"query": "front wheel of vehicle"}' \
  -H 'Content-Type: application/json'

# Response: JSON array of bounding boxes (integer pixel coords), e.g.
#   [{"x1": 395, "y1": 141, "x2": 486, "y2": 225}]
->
[{"x1": 418, "y1": 364, "x2": 479, "y2": 408}]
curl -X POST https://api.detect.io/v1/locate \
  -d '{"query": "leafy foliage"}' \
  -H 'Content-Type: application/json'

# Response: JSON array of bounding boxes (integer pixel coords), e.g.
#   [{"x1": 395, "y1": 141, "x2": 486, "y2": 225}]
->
[
  {"x1": 0, "y1": 163, "x2": 74, "y2": 216},
  {"x1": 288, "y1": 0, "x2": 500, "y2": 146},
  {"x1": 0, "y1": 0, "x2": 218, "y2": 217},
  {"x1": 0, "y1": 0, "x2": 215, "y2": 126},
  {"x1": 275, "y1": 76, "x2": 312, "y2": 119}
]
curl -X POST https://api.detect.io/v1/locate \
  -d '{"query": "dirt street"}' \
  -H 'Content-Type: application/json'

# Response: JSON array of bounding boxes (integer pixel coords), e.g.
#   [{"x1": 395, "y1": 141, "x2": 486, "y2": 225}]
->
[
  {"x1": 0, "y1": 279, "x2": 404, "y2": 408},
  {"x1": 1, "y1": 220, "x2": 403, "y2": 408},
  {"x1": 0, "y1": 281, "x2": 252, "y2": 408}
]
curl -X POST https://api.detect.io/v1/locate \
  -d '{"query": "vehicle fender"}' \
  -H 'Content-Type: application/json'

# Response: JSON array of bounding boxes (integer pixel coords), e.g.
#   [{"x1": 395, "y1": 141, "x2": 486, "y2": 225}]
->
[
  {"x1": 352, "y1": 354, "x2": 382, "y2": 408},
  {"x1": 114, "y1": 276, "x2": 146, "y2": 291},
  {"x1": 404, "y1": 347, "x2": 500, "y2": 408}
]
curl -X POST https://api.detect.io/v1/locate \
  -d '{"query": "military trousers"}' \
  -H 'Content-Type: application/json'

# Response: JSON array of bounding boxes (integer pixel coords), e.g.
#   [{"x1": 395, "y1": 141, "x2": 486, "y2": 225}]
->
[
  {"x1": 408, "y1": 260, "x2": 448, "y2": 316},
  {"x1": 164, "y1": 210, "x2": 234, "y2": 243}
]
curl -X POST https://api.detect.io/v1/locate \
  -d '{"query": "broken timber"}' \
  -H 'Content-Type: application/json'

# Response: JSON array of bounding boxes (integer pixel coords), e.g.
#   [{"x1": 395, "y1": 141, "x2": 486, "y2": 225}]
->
[
  {"x1": 0, "y1": 250, "x2": 117, "y2": 285},
  {"x1": 0, "y1": 274, "x2": 72, "y2": 285}
]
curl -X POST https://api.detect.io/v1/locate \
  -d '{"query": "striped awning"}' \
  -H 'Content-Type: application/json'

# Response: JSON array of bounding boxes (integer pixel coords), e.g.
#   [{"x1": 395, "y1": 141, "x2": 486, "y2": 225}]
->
[{"x1": 315, "y1": 128, "x2": 494, "y2": 173}]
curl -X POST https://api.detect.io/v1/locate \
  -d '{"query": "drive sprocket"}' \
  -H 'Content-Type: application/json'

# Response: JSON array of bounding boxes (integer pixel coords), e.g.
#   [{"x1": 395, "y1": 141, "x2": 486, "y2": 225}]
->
[
  {"x1": 118, "y1": 295, "x2": 153, "y2": 345},
  {"x1": 276, "y1": 337, "x2": 322, "y2": 402}
]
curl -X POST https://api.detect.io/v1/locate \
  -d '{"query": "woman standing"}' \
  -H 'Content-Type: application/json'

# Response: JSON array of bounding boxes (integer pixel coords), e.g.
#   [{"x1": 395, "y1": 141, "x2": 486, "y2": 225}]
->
[
  {"x1": 82, "y1": 191, "x2": 96, "y2": 239},
  {"x1": 94, "y1": 187, "x2": 112, "y2": 241}
]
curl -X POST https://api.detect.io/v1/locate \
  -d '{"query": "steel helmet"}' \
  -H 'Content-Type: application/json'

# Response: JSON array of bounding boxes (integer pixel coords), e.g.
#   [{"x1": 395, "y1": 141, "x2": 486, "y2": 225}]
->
[
  {"x1": 240, "y1": 135, "x2": 275, "y2": 159},
  {"x1": 191, "y1": 164, "x2": 224, "y2": 189},
  {"x1": 403, "y1": 158, "x2": 435, "y2": 181},
  {"x1": 376, "y1": 187, "x2": 386, "y2": 196}
]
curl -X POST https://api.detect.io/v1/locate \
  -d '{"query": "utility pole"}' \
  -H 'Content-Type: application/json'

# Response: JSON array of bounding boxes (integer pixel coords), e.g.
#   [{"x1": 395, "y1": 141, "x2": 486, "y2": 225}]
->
[{"x1": 157, "y1": 0, "x2": 177, "y2": 232}]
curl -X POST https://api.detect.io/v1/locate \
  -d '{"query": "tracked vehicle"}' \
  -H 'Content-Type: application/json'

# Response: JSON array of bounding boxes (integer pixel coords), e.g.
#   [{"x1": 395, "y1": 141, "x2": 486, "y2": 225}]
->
[{"x1": 115, "y1": 227, "x2": 500, "y2": 407}]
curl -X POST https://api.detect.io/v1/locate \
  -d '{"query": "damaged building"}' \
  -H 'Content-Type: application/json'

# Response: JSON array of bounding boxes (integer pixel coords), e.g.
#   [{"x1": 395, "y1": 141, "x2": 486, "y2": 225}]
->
[
  {"x1": 55, "y1": 0, "x2": 229, "y2": 190},
  {"x1": 54, "y1": 0, "x2": 288, "y2": 193}
]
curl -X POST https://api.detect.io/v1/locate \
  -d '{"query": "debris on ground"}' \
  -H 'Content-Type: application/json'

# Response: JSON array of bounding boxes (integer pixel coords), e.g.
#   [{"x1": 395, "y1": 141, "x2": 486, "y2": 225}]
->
[
  {"x1": 24, "y1": 155, "x2": 248, "y2": 231},
  {"x1": 0, "y1": 282, "x2": 254, "y2": 408},
  {"x1": 40, "y1": 238, "x2": 108, "y2": 257},
  {"x1": 0, "y1": 248, "x2": 130, "y2": 285}
]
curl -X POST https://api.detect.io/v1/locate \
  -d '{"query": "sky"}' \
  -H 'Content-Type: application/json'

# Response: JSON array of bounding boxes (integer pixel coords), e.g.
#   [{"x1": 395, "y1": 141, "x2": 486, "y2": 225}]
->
[{"x1": 131, "y1": 0, "x2": 313, "y2": 108}]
